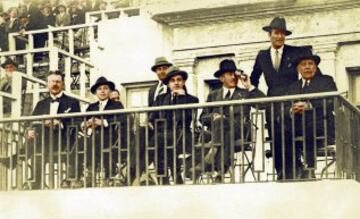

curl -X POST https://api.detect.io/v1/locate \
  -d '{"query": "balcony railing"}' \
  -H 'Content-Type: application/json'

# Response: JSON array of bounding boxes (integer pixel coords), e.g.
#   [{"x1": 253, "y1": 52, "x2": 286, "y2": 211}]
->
[{"x1": 0, "y1": 92, "x2": 359, "y2": 190}]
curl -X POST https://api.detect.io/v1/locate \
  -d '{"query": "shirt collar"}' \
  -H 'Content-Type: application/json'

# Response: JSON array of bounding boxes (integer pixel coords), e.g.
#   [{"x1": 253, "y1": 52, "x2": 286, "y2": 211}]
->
[
  {"x1": 99, "y1": 99, "x2": 109, "y2": 108},
  {"x1": 50, "y1": 91, "x2": 63, "y2": 100},
  {"x1": 223, "y1": 86, "x2": 235, "y2": 98},
  {"x1": 271, "y1": 45, "x2": 284, "y2": 55},
  {"x1": 301, "y1": 77, "x2": 311, "y2": 87}
]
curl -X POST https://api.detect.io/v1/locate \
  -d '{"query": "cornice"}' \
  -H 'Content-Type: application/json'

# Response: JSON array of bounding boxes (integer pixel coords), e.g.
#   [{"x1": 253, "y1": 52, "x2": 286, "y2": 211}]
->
[{"x1": 152, "y1": 0, "x2": 360, "y2": 27}]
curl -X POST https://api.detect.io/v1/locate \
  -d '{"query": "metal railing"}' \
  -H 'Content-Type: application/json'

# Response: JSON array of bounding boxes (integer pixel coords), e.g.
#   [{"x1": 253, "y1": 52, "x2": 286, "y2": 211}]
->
[
  {"x1": 7, "y1": 23, "x2": 98, "y2": 59},
  {"x1": 0, "y1": 47, "x2": 94, "y2": 108},
  {"x1": 85, "y1": 7, "x2": 141, "y2": 23},
  {"x1": 0, "y1": 92, "x2": 358, "y2": 190}
]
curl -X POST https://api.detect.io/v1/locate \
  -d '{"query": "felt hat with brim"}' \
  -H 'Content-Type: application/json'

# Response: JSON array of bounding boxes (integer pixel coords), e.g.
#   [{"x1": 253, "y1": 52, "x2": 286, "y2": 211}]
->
[
  {"x1": 292, "y1": 53, "x2": 321, "y2": 67},
  {"x1": 151, "y1": 57, "x2": 173, "y2": 72},
  {"x1": 1, "y1": 58, "x2": 18, "y2": 69},
  {"x1": 214, "y1": 59, "x2": 238, "y2": 78},
  {"x1": 262, "y1": 17, "x2": 292, "y2": 36},
  {"x1": 90, "y1": 76, "x2": 115, "y2": 94},
  {"x1": 56, "y1": 4, "x2": 67, "y2": 11},
  {"x1": 163, "y1": 66, "x2": 188, "y2": 85}
]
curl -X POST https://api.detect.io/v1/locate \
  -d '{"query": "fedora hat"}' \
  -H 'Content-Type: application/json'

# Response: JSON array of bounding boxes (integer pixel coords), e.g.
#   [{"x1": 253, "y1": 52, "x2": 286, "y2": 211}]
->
[
  {"x1": 262, "y1": 17, "x2": 292, "y2": 36},
  {"x1": 292, "y1": 50, "x2": 321, "y2": 67},
  {"x1": 90, "y1": 77, "x2": 115, "y2": 94},
  {"x1": 213, "y1": 59, "x2": 238, "y2": 78},
  {"x1": 151, "y1": 57, "x2": 173, "y2": 72},
  {"x1": 1, "y1": 58, "x2": 18, "y2": 69},
  {"x1": 162, "y1": 66, "x2": 188, "y2": 85}
]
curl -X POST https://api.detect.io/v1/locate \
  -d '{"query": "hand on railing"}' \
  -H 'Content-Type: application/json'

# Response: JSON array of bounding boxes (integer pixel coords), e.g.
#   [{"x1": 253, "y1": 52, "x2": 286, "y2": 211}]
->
[
  {"x1": 147, "y1": 122, "x2": 154, "y2": 130},
  {"x1": 44, "y1": 119, "x2": 62, "y2": 129},
  {"x1": 212, "y1": 113, "x2": 225, "y2": 121},
  {"x1": 292, "y1": 101, "x2": 311, "y2": 115},
  {"x1": 27, "y1": 129, "x2": 36, "y2": 139}
]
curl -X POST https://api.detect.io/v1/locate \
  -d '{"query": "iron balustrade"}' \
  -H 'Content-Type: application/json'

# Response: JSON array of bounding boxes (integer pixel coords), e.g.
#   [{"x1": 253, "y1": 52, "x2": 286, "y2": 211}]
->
[{"x1": 0, "y1": 92, "x2": 359, "y2": 190}]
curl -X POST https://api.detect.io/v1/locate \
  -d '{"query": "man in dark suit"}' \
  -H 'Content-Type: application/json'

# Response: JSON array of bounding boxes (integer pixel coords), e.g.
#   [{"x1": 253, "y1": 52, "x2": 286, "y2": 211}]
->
[
  {"x1": 0, "y1": 71, "x2": 81, "y2": 189},
  {"x1": 250, "y1": 17, "x2": 310, "y2": 180},
  {"x1": 286, "y1": 52, "x2": 337, "y2": 179},
  {"x1": 199, "y1": 59, "x2": 265, "y2": 182},
  {"x1": 148, "y1": 57, "x2": 172, "y2": 107},
  {"x1": 149, "y1": 66, "x2": 199, "y2": 184},
  {"x1": 83, "y1": 77, "x2": 135, "y2": 185}
]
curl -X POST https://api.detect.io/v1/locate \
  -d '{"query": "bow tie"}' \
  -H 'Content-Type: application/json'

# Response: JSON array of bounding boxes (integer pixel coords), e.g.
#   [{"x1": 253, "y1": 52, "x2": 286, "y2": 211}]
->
[{"x1": 51, "y1": 98, "x2": 60, "y2": 103}]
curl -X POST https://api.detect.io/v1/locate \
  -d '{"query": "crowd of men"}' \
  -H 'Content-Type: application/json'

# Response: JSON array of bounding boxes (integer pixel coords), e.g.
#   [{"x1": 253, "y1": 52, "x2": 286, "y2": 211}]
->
[
  {"x1": 0, "y1": 16, "x2": 338, "y2": 188},
  {"x1": 0, "y1": 0, "x2": 129, "y2": 52}
]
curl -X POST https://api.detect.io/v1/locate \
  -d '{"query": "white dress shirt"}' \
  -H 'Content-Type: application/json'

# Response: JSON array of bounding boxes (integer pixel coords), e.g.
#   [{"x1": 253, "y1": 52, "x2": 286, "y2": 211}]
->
[
  {"x1": 270, "y1": 45, "x2": 284, "y2": 70},
  {"x1": 49, "y1": 92, "x2": 63, "y2": 115},
  {"x1": 154, "y1": 81, "x2": 167, "y2": 101}
]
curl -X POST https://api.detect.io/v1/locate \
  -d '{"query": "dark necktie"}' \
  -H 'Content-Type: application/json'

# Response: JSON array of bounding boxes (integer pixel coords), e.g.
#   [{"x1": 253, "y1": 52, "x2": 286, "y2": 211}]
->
[
  {"x1": 224, "y1": 90, "x2": 231, "y2": 100},
  {"x1": 171, "y1": 94, "x2": 177, "y2": 105},
  {"x1": 302, "y1": 80, "x2": 310, "y2": 93},
  {"x1": 51, "y1": 98, "x2": 60, "y2": 103}
]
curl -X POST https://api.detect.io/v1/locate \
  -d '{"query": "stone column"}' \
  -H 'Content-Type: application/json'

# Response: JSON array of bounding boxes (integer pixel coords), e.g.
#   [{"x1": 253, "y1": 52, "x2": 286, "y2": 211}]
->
[{"x1": 313, "y1": 43, "x2": 339, "y2": 78}]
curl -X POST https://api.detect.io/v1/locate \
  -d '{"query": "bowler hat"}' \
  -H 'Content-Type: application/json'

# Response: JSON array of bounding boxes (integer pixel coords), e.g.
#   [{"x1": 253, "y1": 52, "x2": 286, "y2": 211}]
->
[
  {"x1": 292, "y1": 50, "x2": 321, "y2": 67},
  {"x1": 151, "y1": 57, "x2": 173, "y2": 72},
  {"x1": 262, "y1": 17, "x2": 292, "y2": 36},
  {"x1": 90, "y1": 77, "x2": 115, "y2": 94},
  {"x1": 1, "y1": 58, "x2": 18, "y2": 69},
  {"x1": 162, "y1": 66, "x2": 188, "y2": 85},
  {"x1": 213, "y1": 59, "x2": 238, "y2": 78}
]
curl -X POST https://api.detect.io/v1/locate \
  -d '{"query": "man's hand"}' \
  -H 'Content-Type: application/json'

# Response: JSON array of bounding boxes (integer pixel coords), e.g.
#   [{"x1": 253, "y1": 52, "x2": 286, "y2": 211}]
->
[
  {"x1": 236, "y1": 72, "x2": 252, "y2": 90},
  {"x1": 212, "y1": 113, "x2": 225, "y2": 121},
  {"x1": 44, "y1": 119, "x2": 61, "y2": 128},
  {"x1": 27, "y1": 129, "x2": 35, "y2": 139},
  {"x1": 172, "y1": 88, "x2": 186, "y2": 96},
  {"x1": 292, "y1": 101, "x2": 310, "y2": 114}
]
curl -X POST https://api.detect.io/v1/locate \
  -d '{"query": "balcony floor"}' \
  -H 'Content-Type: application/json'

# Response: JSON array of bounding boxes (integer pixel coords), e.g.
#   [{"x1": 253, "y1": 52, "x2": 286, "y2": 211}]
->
[{"x1": 0, "y1": 180, "x2": 359, "y2": 219}]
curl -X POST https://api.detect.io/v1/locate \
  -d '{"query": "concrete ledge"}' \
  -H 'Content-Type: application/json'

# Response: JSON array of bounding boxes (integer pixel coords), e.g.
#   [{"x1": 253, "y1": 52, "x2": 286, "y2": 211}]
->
[{"x1": 0, "y1": 180, "x2": 359, "y2": 219}]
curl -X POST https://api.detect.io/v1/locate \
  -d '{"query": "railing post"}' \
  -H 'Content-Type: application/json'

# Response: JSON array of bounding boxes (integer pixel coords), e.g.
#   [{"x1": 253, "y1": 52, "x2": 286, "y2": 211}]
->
[
  {"x1": 48, "y1": 30, "x2": 54, "y2": 49},
  {"x1": 27, "y1": 34, "x2": 34, "y2": 50},
  {"x1": 64, "y1": 57, "x2": 72, "y2": 92},
  {"x1": 68, "y1": 29, "x2": 75, "y2": 55},
  {"x1": 49, "y1": 47, "x2": 59, "y2": 71},
  {"x1": 79, "y1": 63, "x2": 86, "y2": 99},
  {"x1": 11, "y1": 72, "x2": 22, "y2": 118},
  {"x1": 334, "y1": 97, "x2": 344, "y2": 178},
  {"x1": 8, "y1": 33, "x2": 16, "y2": 51}
]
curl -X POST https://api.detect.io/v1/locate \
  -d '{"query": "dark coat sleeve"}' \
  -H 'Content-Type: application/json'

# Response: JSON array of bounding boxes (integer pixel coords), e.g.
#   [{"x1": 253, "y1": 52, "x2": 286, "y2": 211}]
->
[
  {"x1": 199, "y1": 92, "x2": 215, "y2": 127},
  {"x1": 250, "y1": 52, "x2": 263, "y2": 88}
]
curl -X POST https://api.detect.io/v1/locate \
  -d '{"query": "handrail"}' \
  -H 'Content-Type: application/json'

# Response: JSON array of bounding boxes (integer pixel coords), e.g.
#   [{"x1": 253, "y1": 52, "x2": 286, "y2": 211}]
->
[
  {"x1": 0, "y1": 48, "x2": 50, "y2": 56},
  {"x1": 339, "y1": 95, "x2": 360, "y2": 115},
  {"x1": 58, "y1": 49, "x2": 94, "y2": 67},
  {"x1": 0, "y1": 92, "x2": 341, "y2": 123},
  {"x1": 0, "y1": 91, "x2": 17, "y2": 100},
  {"x1": 8, "y1": 23, "x2": 98, "y2": 37}
]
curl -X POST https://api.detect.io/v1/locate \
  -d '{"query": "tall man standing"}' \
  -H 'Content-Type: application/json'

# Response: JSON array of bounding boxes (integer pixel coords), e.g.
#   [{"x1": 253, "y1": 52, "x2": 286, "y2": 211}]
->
[
  {"x1": 148, "y1": 57, "x2": 172, "y2": 107},
  {"x1": 250, "y1": 17, "x2": 310, "y2": 180}
]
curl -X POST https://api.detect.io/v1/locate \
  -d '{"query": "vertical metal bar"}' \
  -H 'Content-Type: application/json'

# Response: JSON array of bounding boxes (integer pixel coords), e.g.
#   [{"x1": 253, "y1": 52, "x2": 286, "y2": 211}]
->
[
  {"x1": 172, "y1": 110, "x2": 177, "y2": 184},
  {"x1": 40, "y1": 121, "x2": 46, "y2": 190},
  {"x1": 126, "y1": 114, "x2": 131, "y2": 186},
  {"x1": 280, "y1": 102, "x2": 286, "y2": 180},
  {"x1": 135, "y1": 113, "x2": 141, "y2": 184},
  {"x1": 191, "y1": 109, "x2": 196, "y2": 184},
  {"x1": 145, "y1": 113, "x2": 150, "y2": 186},
  {"x1": 100, "y1": 115, "x2": 104, "y2": 187},
  {"x1": 323, "y1": 98, "x2": 329, "y2": 178},
  {"x1": 270, "y1": 103, "x2": 276, "y2": 181},
  {"x1": 240, "y1": 105, "x2": 245, "y2": 183},
  {"x1": 182, "y1": 110, "x2": 186, "y2": 184},
  {"x1": 91, "y1": 117, "x2": 96, "y2": 187},
  {"x1": 220, "y1": 107, "x2": 225, "y2": 183},
  {"x1": 49, "y1": 120, "x2": 55, "y2": 189},
  {"x1": 290, "y1": 101, "x2": 296, "y2": 179},
  {"x1": 68, "y1": 29, "x2": 75, "y2": 54},
  {"x1": 16, "y1": 121, "x2": 23, "y2": 189},
  {"x1": 334, "y1": 97, "x2": 343, "y2": 178},
  {"x1": 0, "y1": 122, "x2": 7, "y2": 190},
  {"x1": 49, "y1": 48, "x2": 59, "y2": 71},
  {"x1": 229, "y1": 105, "x2": 235, "y2": 183},
  {"x1": 48, "y1": 31, "x2": 54, "y2": 49},
  {"x1": 8, "y1": 33, "x2": 16, "y2": 51},
  {"x1": 79, "y1": 63, "x2": 86, "y2": 99},
  {"x1": 27, "y1": 34, "x2": 34, "y2": 50},
  {"x1": 64, "y1": 57, "x2": 72, "y2": 92}
]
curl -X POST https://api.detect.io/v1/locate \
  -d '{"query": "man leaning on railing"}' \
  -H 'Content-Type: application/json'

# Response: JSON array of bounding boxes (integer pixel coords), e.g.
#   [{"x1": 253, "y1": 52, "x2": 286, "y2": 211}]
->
[
  {"x1": 285, "y1": 51, "x2": 337, "y2": 179},
  {"x1": 0, "y1": 71, "x2": 81, "y2": 189}
]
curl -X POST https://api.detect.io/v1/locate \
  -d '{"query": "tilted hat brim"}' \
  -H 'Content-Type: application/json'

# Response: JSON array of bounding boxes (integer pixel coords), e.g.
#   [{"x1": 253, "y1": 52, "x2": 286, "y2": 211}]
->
[
  {"x1": 262, "y1": 26, "x2": 292, "y2": 36},
  {"x1": 151, "y1": 62, "x2": 173, "y2": 72},
  {"x1": 90, "y1": 81, "x2": 115, "y2": 94},
  {"x1": 293, "y1": 55, "x2": 321, "y2": 67},
  {"x1": 163, "y1": 70, "x2": 188, "y2": 85}
]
